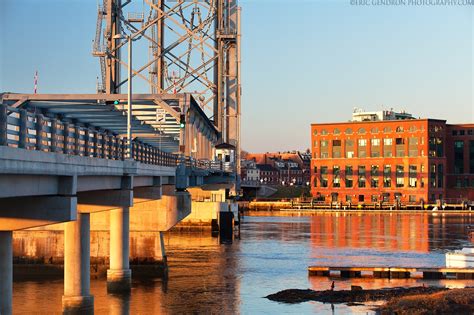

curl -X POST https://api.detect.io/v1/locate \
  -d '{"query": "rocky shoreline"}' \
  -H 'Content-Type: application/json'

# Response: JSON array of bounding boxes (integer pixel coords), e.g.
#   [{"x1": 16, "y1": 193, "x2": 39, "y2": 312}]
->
[{"x1": 266, "y1": 286, "x2": 474, "y2": 314}]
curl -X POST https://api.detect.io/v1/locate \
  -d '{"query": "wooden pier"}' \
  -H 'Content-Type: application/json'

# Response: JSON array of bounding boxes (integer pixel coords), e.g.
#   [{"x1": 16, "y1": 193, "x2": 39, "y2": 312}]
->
[{"x1": 308, "y1": 266, "x2": 474, "y2": 280}]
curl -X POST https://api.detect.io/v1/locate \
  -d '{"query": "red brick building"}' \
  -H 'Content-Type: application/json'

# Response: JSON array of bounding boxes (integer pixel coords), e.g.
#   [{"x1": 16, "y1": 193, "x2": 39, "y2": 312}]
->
[
  {"x1": 445, "y1": 124, "x2": 474, "y2": 201},
  {"x1": 310, "y1": 119, "x2": 474, "y2": 205}
]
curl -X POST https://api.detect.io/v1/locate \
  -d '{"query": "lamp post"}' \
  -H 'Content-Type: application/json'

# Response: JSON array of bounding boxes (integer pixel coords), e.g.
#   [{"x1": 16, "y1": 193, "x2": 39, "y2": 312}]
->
[{"x1": 113, "y1": 34, "x2": 133, "y2": 159}]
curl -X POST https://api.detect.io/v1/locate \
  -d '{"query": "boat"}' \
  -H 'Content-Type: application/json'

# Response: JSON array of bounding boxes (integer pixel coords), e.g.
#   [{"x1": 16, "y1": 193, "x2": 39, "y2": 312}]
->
[{"x1": 446, "y1": 248, "x2": 474, "y2": 268}]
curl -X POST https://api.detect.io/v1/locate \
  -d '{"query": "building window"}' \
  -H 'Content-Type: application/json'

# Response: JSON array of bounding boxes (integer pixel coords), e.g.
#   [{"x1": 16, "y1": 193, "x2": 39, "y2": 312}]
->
[
  {"x1": 371, "y1": 165, "x2": 379, "y2": 188},
  {"x1": 358, "y1": 128, "x2": 366, "y2": 134},
  {"x1": 321, "y1": 129, "x2": 328, "y2": 135},
  {"x1": 408, "y1": 137, "x2": 418, "y2": 157},
  {"x1": 384, "y1": 127, "x2": 392, "y2": 133},
  {"x1": 359, "y1": 195, "x2": 365, "y2": 202},
  {"x1": 345, "y1": 165, "x2": 353, "y2": 188},
  {"x1": 395, "y1": 138, "x2": 405, "y2": 157},
  {"x1": 345, "y1": 128, "x2": 353, "y2": 135},
  {"x1": 313, "y1": 129, "x2": 318, "y2": 136},
  {"x1": 383, "y1": 165, "x2": 391, "y2": 187},
  {"x1": 371, "y1": 127, "x2": 379, "y2": 134},
  {"x1": 383, "y1": 138, "x2": 393, "y2": 157},
  {"x1": 371, "y1": 195, "x2": 378, "y2": 202},
  {"x1": 313, "y1": 176, "x2": 317, "y2": 187},
  {"x1": 396, "y1": 126, "x2": 404, "y2": 132},
  {"x1": 346, "y1": 195, "x2": 352, "y2": 202},
  {"x1": 409, "y1": 195, "x2": 417, "y2": 203},
  {"x1": 409, "y1": 165, "x2": 417, "y2": 188},
  {"x1": 396, "y1": 165, "x2": 404, "y2": 188},
  {"x1": 358, "y1": 166, "x2": 366, "y2": 188},
  {"x1": 452, "y1": 130, "x2": 458, "y2": 136},
  {"x1": 429, "y1": 137, "x2": 444, "y2": 157},
  {"x1": 333, "y1": 128, "x2": 341, "y2": 135},
  {"x1": 454, "y1": 140, "x2": 464, "y2": 174},
  {"x1": 320, "y1": 166, "x2": 328, "y2": 187},
  {"x1": 409, "y1": 126, "x2": 417, "y2": 132},
  {"x1": 430, "y1": 164, "x2": 437, "y2": 188},
  {"x1": 333, "y1": 166, "x2": 341, "y2": 188},
  {"x1": 460, "y1": 130, "x2": 465, "y2": 136},
  {"x1": 346, "y1": 139, "x2": 355, "y2": 158},
  {"x1": 437, "y1": 164, "x2": 444, "y2": 188},
  {"x1": 470, "y1": 140, "x2": 474, "y2": 174},
  {"x1": 332, "y1": 140, "x2": 342, "y2": 158},
  {"x1": 468, "y1": 130, "x2": 473, "y2": 136},
  {"x1": 358, "y1": 139, "x2": 367, "y2": 158},
  {"x1": 371, "y1": 139, "x2": 381, "y2": 157},
  {"x1": 321, "y1": 140, "x2": 329, "y2": 159}
]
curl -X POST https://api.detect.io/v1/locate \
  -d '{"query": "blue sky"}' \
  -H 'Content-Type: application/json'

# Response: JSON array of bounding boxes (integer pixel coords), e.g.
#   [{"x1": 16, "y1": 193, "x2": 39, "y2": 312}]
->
[{"x1": 1, "y1": 0, "x2": 473, "y2": 152}]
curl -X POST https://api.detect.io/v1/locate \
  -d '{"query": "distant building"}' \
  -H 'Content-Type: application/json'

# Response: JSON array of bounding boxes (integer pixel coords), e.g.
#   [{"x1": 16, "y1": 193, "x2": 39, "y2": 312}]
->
[
  {"x1": 256, "y1": 164, "x2": 280, "y2": 185},
  {"x1": 310, "y1": 115, "x2": 474, "y2": 204},
  {"x1": 245, "y1": 151, "x2": 311, "y2": 185},
  {"x1": 351, "y1": 108, "x2": 414, "y2": 122}
]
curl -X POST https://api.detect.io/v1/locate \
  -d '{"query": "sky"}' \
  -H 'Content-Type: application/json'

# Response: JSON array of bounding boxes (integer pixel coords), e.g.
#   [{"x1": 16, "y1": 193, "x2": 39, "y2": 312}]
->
[{"x1": 1, "y1": 0, "x2": 473, "y2": 153}]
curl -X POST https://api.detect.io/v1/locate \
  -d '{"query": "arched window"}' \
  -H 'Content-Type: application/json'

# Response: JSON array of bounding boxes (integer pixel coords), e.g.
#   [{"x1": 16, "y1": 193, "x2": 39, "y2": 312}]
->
[
  {"x1": 313, "y1": 129, "x2": 318, "y2": 136},
  {"x1": 371, "y1": 127, "x2": 379, "y2": 134},
  {"x1": 345, "y1": 128, "x2": 353, "y2": 135},
  {"x1": 358, "y1": 128, "x2": 366, "y2": 134},
  {"x1": 396, "y1": 126, "x2": 404, "y2": 132},
  {"x1": 409, "y1": 126, "x2": 417, "y2": 132},
  {"x1": 321, "y1": 129, "x2": 328, "y2": 135},
  {"x1": 384, "y1": 126, "x2": 392, "y2": 133},
  {"x1": 333, "y1": 128, "x2": 341, "y2": 135}
]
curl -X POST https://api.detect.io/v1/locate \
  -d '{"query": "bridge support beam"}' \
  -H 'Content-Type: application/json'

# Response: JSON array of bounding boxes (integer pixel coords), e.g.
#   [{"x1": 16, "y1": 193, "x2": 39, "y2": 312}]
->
[
  {"x1": 0, "y1": 231, "x2": 12, "y2": 315},
  {"x1": 107, "y1": 207, "x2": 131, "y2": 293},
  {"x1": 62, "y1": 213, "x2": 94, "y2": 314}
]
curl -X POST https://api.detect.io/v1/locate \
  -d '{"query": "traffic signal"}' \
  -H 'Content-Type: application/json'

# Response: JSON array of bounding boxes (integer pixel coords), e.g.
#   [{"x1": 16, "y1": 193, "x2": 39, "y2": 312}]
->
[{"x1": 179, "y1": 114, "x2": 185, "y2": 129}]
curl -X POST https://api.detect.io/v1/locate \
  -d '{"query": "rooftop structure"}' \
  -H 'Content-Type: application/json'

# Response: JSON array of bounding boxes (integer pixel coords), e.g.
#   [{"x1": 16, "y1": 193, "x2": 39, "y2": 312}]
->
[{"x1": 352, "y1": 108, "x2": 415, "y2": 122}]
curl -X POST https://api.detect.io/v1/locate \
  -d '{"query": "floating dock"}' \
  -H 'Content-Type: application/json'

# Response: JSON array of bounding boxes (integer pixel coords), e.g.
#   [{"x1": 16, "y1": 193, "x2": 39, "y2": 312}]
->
[{"x1": 308, "y1": 266, "x2": 474, "y2": 280}]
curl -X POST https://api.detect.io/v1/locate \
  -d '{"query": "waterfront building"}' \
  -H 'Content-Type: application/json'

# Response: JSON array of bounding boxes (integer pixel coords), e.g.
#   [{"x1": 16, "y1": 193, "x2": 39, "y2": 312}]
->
[
  {"x1": 256, "y1": 164, "x2": 280, "y2": 185},
  {"x1": 310, "y1": 114, "x2": 474, "y2": 204},
  {"x1": 244, "y1": 151, "x2": 311, "y2": 186}
]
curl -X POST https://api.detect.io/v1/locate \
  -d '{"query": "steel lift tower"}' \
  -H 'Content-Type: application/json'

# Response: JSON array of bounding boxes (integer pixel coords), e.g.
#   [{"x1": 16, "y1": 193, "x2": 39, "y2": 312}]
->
[{"x1": 92, "y1": 0, "x2": 242, "y2": 180}]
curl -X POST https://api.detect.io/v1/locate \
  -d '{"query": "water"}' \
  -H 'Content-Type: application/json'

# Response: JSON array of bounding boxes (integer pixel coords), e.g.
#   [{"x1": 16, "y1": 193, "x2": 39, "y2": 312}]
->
[{"x1": 13, "y1": 212, "x2": 474, "y2": 314}]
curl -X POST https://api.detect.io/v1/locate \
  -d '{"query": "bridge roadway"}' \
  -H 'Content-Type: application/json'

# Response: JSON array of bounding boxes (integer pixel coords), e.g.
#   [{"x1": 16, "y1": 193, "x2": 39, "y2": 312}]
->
[{"x1": 0, "y1": 94, "x2": 233, "y2": 314}]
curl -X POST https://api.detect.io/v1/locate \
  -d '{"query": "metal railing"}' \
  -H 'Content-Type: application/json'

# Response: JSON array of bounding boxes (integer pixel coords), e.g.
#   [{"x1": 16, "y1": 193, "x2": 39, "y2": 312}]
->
[
  {"x1": 183, "y1": 157, "x2": 235, "y2": 173},
  {"x1": 0, "y1": 104, "x2": 177, "y2": 167}
]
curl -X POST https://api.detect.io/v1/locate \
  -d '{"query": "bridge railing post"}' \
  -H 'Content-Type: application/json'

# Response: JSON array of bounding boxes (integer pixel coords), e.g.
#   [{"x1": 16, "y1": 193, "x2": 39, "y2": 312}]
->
[
  {"x1": 63, "y1": 123, "x2": 70, "y2": 154},
  {"x1": 35, "y1": 114, "x2": 44, "y2": 151},
  {"x1": 18, "y1": 109, "x2": 28, "y2": 149},
  {"x1": 84, "y1": 128, "x2": 91, "y2": 157},
  {"x1": 100, "y1": 131, "x2": 106, "y2": 159},
  {"x1": 0, "y1": 104, "x2": 7, "y2": 146},
  {"x1": 50, "y1": 118, "x2": 58, "y2": 153},
  {"x1": 74, "y1": 125, "x2": 81, "y2": 155},
  {"x1": 107, "y1": 133, "x2": 113, "y2": 159}
]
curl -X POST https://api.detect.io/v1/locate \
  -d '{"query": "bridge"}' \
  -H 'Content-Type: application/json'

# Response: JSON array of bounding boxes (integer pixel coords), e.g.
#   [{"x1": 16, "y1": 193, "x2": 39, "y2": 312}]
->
[{"x1": 0, "y1": 0, "x2": 241, "y2": 314}]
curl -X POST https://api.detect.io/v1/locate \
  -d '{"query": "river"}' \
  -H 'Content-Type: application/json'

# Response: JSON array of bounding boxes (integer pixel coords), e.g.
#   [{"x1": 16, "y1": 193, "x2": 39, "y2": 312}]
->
[{"x1": 13, "y1": 212, "x2": 474, "y2": 314}]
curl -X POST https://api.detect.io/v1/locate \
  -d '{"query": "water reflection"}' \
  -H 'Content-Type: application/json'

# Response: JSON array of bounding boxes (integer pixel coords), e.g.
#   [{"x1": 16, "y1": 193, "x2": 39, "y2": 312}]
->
[{"x1": 13, "y1": 213, "x2": 474, "y2": 315}]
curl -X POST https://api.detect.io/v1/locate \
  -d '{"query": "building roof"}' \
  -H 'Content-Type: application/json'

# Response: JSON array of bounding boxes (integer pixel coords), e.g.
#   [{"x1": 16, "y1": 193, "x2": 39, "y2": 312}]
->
[
  {"x1": 256, "y1": 164, "x2": 279, "y2": 172},
  {"x1": 311, "y1": 118, "x2": 447, "y2": 127},
  {"x1": 215, "y1": 143, "x2": 236, "y2": 149}
]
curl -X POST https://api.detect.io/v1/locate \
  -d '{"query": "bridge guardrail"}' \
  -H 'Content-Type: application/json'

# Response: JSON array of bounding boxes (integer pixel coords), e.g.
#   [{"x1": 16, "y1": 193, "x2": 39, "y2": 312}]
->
[
  {"x1": 0, "y1": 104, "x2": 178, "y2": 167},
  {"x1": 182, "y1": 157, "x2": 235, "y2": 173}
]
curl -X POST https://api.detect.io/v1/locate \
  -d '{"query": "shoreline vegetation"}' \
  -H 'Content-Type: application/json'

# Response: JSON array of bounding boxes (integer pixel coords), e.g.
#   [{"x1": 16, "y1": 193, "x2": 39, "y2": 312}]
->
[{"x1": 265, "y1": 286, "x2": 474, "y2": 314}]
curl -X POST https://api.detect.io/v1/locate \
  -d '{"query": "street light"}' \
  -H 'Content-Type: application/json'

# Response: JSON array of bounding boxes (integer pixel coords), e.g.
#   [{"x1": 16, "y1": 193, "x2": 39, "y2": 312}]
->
[{"x1": 113, "y1": 34, "x2": 133, "y2": 159}]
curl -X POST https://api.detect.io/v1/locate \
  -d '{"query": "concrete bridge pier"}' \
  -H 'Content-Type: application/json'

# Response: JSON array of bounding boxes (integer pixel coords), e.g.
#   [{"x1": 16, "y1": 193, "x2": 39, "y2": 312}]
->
[
  {"x1": 107, "y1": 207, "x2": 131, "y2": 293},
  {"x1": 0, "y1": 231, "x2": 13, "y2": 315},
  {"x1": 62, "y1": 213, "x2": 94, "y2": 314}
]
